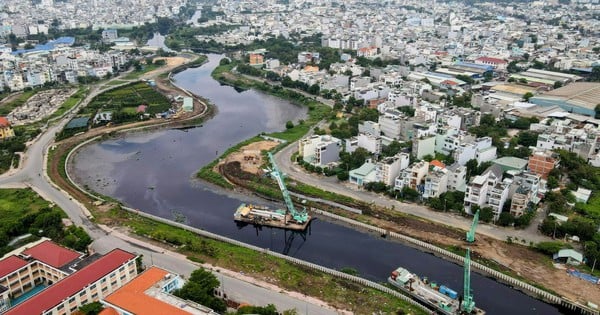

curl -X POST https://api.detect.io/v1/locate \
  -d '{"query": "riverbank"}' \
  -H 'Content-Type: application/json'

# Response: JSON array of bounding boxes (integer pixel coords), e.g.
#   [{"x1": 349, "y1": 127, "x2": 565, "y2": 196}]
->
[
  {"x1": 47, "y1": 57, "x2": 431, "y2": 314},
  {"x1": 198, "y1": 63, "x2": 600, "y2": 313}
]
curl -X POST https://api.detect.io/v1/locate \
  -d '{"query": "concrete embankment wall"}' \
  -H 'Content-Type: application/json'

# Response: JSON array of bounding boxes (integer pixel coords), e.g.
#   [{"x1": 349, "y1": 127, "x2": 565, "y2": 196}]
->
[
  {"x1": 311, "y1": 209, "x2": 599, "y2": 315},
  {"x1": 117, "y1": 205, "x2": 430, "y2": 313}
]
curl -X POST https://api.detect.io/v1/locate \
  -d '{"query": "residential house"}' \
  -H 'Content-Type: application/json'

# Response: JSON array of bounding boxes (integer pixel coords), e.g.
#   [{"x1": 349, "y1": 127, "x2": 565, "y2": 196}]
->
[
  {"x1": 412, "y1": 136, "x2": 436, "y2": 159},
  {"x1": 446, "y1": 163, "x2": 467, "y2": 192},
  {"x1": 464, "y1": 165, "x2": 509, "y2": 221},
  {"x1": 349, "y1": 160, "x2": 377, "y2": 186},
  {"x1": 0, "y1": 117, "x2": 15, "y2": 140},
  {"x1": 423, "y1": 165, "x2": 449, "y2": 199},
  {"x1": 376, "y1": 153, "x2": 410, "y2": 186},
  {"x1": 298, "y1": 135, "x2": 342, "y2": 166},
  {"x1": 394, "y1": 161, "x2": 429, "y2": 192},
  {"x1": 528, "y1": 150, "x2": 559, "y2": 179}
]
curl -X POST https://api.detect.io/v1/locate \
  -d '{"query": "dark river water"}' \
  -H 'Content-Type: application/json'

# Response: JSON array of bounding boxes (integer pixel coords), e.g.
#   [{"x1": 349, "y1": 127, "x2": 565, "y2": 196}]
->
[{"x1": 71, "y1": 54, "x2": 563, "y2": 315}]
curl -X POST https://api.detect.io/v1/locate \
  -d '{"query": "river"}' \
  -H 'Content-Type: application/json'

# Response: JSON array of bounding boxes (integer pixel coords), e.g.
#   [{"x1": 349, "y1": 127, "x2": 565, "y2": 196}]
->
[{"x1": 70, "y1": 54, "x2": 564, "y2": 315}]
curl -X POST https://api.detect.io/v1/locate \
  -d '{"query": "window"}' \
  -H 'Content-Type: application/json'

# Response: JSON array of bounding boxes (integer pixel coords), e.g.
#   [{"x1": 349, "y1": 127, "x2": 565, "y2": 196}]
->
[
  {"x1": 91, "y1": 292, "x2": 98, "y2": 299},
  {"x1": 68, "y1": 297, "x2": 75, "y2": 303}
]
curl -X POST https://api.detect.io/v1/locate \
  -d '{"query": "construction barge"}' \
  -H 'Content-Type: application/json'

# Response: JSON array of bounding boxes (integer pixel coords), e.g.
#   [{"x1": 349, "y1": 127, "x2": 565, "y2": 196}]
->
[
  {"x1": 234, "y1": 152, "x2": 312, "y2": 231},
  {"x1": 388, "y1": 250, "x2": 484, "y2": 315},
  {"x1": 234, "y1": 203, "x2": 312, "y2": 231}
]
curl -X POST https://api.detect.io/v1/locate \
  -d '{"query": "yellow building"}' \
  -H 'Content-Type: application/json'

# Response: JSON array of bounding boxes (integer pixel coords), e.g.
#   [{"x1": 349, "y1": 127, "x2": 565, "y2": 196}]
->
[{"x1": 0, "y1": 117, "x2": 15, "y2": 140}]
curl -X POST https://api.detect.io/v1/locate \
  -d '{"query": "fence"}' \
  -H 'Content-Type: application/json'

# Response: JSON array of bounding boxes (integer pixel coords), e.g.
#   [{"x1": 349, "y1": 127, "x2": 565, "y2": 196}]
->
[{"x1": 311, "y1": 209, "x2": 599, "y2": 315}]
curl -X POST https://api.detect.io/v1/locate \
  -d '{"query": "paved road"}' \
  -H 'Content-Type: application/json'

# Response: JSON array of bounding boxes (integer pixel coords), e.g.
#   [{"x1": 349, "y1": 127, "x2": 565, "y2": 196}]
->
[
  {"x1": 0, "y1": 75, "x2": 341, "y2": 314},
  {"x1": 274, "y1": 140, "x2": 553, "y2": 244}
]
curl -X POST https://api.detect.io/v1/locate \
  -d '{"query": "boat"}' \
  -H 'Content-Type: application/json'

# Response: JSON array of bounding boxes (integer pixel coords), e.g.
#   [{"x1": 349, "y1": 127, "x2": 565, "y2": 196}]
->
[
  {"x1": 233, "y1": 152, "x2": 311, "y2": 231},
  {"x1": 388, "y1": 267, "x2": 485, "y2": 315},
  {"x1": 234, "y1": 203, "x2": 311, "y2": 231}
]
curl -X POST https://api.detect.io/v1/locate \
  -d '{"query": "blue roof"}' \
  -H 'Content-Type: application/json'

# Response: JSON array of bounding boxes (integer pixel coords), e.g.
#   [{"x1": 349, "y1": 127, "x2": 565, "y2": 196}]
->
[
  {"x1": 12, "y1": 37, "x2": 75, "y2": 55},
  {"x1": 65, "y1": 117, "x2": 90, "y2": 129}
]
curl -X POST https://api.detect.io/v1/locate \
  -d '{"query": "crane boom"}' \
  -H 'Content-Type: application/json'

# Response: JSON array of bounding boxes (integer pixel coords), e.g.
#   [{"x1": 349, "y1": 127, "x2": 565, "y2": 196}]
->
[
  {"x1": 466, "y1": 209, "x2": 479, "y2": 243},
  {"x1": 267, "y1": 152, "x2": 309, "y2": 223},
  {"x1": 462, "y1": 248, "x2": 475, "y2": 313}
]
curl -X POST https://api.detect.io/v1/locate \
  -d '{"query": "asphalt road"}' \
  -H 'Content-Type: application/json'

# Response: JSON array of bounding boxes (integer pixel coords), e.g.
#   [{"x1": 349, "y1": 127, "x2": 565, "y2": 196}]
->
[
  {"x1": 0, "y1": 76, "x2": 341, "y2": 314},
  {"x1": 274, "y1": 140, "x2": 552, "y2": 244}
]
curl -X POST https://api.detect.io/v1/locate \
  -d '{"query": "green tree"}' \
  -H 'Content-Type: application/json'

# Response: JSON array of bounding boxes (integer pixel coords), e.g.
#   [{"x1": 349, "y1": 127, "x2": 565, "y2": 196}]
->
[
  {"x1": 79, "y1": 302, "x2": 104, "y2": 315},
  {"x1": 479, "y1": 207, "x2": 495, "y2": 223},
  {"x1": 523, "y1": 92, "x2": 534, "y2": 101},
  {"x1": 498, "y1": 212, "x2": 515, "y2": 227},
  {"x1": 285, "y1": 121, "x2": 294, "y2": 129},
  {"x1": 595, "y1": 104, "x2": 600, "y2": 119},
  {"x1": 173, "y1": 268, "x2": 226, "y2": 312}
]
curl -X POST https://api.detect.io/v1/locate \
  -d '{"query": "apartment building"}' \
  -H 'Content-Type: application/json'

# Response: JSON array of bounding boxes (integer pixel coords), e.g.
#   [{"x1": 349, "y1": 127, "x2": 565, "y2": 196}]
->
[
  {"x1": 298, "y1": 135, "x2": 342, "y2": 166},
  {"x1": 345, "y1": 133, "x2": 382, "y2": 154},
  {"x1": 5, "y1": 249, "x2": 137, "y2": 315}
]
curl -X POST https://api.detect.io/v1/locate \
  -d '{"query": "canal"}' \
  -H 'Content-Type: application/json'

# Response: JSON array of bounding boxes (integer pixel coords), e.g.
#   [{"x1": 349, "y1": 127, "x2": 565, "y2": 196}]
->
[{"x1": 70, "y1": 54, "x2": 564, "y2": 315}]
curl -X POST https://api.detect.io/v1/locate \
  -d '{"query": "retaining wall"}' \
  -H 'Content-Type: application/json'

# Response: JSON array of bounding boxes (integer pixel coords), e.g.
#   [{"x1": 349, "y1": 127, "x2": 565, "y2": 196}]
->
[{"x1": 311, "y1": 209, "x2": 599, "y2": 315}]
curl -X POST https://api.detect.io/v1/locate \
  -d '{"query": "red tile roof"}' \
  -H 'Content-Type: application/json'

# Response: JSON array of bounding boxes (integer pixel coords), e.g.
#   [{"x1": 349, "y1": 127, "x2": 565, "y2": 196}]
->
[
  {"x1": 0, "y1": 256, "x2": 28, "y2": 278},
  {"x1": 475, "y1": 57, "x2": 507, "y2": 64},
  {"x1": 430, "y1": 160, "x2": 446, "y2": 169},
  {"x1": 104, "y1": 267, "x2": 192, "y2": 315},
  {"x1": 22, "y1": 240, "x2": 81, "y2": 269},
  {"x1": 6, "y1": 249, "x2": 136, "y2": 315},
  {"x1": 0, "y1": 117, "x2": 11, "y2": 127}
]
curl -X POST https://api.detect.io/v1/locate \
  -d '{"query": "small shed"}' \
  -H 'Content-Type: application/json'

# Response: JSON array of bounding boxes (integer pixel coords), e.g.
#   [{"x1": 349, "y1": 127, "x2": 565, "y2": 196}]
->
[
  {"x1": 182, "y1": 97, "x2": 193, "y2": 112},
  {"x1": 136, "y1": 105, "x2": 148, "y2": 113},
  {"x1": 65, "y1": 117, "x2": 90, "y2": 129},
  {"x1": 553, "y1": 249, "x2": 583, "y2": 266}
]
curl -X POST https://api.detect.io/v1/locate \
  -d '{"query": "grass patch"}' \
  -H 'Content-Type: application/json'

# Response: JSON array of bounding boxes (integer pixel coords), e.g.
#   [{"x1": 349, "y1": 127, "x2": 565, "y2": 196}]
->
[
  {"x1": 0, "y1": 90, "x2": 37, "y2": 116},
  {"x1": 120, "y1": 212, "x2": 427, "y2": 314},
  {"x1": 122, "y1": 64, "x2": 162, "y2": 80},
  {"x1": 48, "y1": 87, "x2": 87, "y2": 120},
  {"x1": 0, "y1": 188, "x2": 91, "y2": 255}
]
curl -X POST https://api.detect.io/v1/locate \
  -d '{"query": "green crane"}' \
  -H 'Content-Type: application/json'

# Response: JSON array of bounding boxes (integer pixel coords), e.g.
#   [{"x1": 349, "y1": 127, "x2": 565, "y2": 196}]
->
[
  {"x1": 267, "y1": 152, "x2": 309, "y2": 223},
  {"x1": 466, "y1": 209, "x2": 479, "y2": 243},
  {"x1": 462, "y1": 248, "x2": 476, "y2": 313}
]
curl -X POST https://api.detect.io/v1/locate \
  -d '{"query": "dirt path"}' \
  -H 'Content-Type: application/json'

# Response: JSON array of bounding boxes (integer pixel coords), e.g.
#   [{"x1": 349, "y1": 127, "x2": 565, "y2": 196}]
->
[{"x1": 219, "y1": 160, "x2": 600, "y2": 305}]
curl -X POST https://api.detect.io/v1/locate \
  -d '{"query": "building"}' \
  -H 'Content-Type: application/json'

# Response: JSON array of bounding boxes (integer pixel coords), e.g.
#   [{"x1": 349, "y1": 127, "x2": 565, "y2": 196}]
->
[
  {"x1": 101, "y1": 267, "x2": 219, "y2": 315},
  {"x1": 528, "y1": 150, "x2": 559, "y2": 179},
  {"x1": 375, "y1": 153, "x2": 410, "y2": 186},
  {"x1": 446, "y1": 163, "x2": 467, "y2": 192},
  {"x1": 5, "y1": 245, "x2": 137, "y2": 315},
  {"x1": 529, "y1": 83, "x2": 600, "y2": 117},
  {"x1": 474, "y1": 57, "x2": 507, "y2": 71},
  {"x1": 298, "y1": 135, "x2": 342, "y2": 166},
  {"x1": 394, "y1": 161, "x2": 429, "y2": 192},
  {"x1": 553, "y1": 249, "x2": 584, "y2": 266},
  {"x1": 412, "y1": 136, "x2": 436, "y2": 159},
  {"x1": 349, "y1": 161, "x2": 376, "y2": 186},
  {"x1": 492, "y1": 157, "x2": 528, "y2": 172},
  {"x1": 464, "y1": 165, "x2": 508, "y2": 221},
  {"x1": 423, "y1": 165, "x2": 449, "y2": 199},
  {"x1": 248, "y1": 54, "x2": 264, "y2": 66},
  {"x1": 102, "y1": 30, "x2": 118, "y2": 42},
  {"x1": 182, "y1": 97, "x2": 193, "y2": 112},
  {"x1": 453, "y1": 137, "x2": 496, "y2": 166},
  {"x1": 0, "y1": 117, "x2": 15, "y2": 140}
]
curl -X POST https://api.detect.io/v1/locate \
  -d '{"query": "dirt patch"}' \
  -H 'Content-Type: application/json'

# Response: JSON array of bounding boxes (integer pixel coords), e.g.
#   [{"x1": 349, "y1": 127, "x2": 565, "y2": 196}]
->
[
  {"x1": 219, "y1": 164, "x2": 600, "y2": 305},
  {"x1": 221, "y1": 141, "x2": 278, "y2": 174},
  {"x1": 348, "y1": 209, "x2": 600, "y2": 304}
]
